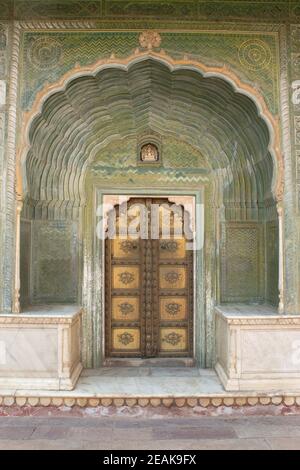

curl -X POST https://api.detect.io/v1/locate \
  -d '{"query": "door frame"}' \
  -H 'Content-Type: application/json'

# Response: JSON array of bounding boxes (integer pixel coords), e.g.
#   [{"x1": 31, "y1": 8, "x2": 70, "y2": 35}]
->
[{"x1": 84, "y1": 186, "x2": 205, "y2": 367}]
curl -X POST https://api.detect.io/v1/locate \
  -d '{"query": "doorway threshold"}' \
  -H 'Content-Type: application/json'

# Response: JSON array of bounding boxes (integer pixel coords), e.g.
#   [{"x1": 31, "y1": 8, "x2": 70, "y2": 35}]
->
[{"x1": 103, "y1": 358, "x2": 195, "y2": 367}]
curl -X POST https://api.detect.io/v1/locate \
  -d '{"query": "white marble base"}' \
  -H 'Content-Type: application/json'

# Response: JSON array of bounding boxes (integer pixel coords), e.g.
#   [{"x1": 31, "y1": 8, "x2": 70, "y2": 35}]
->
[
  {"x1": 0, "y1": 305, "x2": 83, "y2": 390},
  {"x1": 215, "y1": 305, "x2": 300, "y2": 392}
]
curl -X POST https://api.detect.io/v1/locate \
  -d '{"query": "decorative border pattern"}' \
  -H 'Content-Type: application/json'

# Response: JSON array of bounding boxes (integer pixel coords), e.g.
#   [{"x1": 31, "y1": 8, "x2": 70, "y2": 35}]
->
[
  {"x1": 0, "y1": 3, "x2": 297, "y2": 23},
  {"x1": 215, "y1": 310, "x2": 300, "y2": 326},
  {"x1": 0, "y1": 312, "x2": 82, "y2": 324},
  {"x1": 0, "y1": 394, "x2": 299, "y2": 408},
  {"x1": 223, "y1": 318, "x2": 300, "y2": 326}
]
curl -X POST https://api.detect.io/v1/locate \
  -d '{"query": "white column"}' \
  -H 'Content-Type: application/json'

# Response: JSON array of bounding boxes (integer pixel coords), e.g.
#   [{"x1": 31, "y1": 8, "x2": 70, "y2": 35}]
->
[
  {"x1": 277, "y1": 203, "x2": 284, "y2": 314},
  {"x1": 12, "y1": 198, "x2": 23, "y2": 313}
]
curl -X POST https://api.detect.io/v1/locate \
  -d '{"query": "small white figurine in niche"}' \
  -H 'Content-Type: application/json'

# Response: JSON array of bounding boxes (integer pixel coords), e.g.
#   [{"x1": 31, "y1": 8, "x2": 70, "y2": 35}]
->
[{"x1": 140, "y1": 143, "x2": 159, "y2": 162}]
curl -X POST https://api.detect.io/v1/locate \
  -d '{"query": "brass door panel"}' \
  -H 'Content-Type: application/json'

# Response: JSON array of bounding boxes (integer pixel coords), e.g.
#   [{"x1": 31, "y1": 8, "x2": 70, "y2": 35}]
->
[
  {"x1": 112, "y1": 238, "x2": 140, "y2": 259},
  {"x1": 159, "y1": 238, "x2": 186, "y2": 259},
  {"x1": 160, "y1": 297, "x2": 187, "y2": 321},
  {"x1": 160, "y1": 328, "x2": 188, "y2": 352},
  {"x1": 159, "y1": 266, "x2": 187, "y2": 290},
  {"x1": 112, "y1": 296, "x2": 140, "y2": 321},
  {"x1": 112, "y1": 328, "x2": 140, "y2": 351},
  {"x1": 105, "y1": 197, "x2": 193, "y2": 359},
  {"x1": 112, "y1": 266, "x2": 140, "y2": 289}
]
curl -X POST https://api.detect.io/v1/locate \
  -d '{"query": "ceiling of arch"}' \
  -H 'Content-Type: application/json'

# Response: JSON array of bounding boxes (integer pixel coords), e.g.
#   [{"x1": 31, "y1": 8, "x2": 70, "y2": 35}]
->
[{"x1": 26, "y1": 58, "x2": 274, "y2": 214}]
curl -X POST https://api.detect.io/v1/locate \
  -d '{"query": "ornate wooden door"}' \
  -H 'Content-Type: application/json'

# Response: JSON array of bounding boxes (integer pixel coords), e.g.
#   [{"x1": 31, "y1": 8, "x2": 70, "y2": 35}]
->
[{"x1": 105, "y1": 198, "x2": 193, "y2": 358}]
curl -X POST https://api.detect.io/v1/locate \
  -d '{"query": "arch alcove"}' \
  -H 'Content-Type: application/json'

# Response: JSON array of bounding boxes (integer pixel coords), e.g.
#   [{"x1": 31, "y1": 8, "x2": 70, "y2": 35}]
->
[{"x1": 19, "y1": 58, "x2": 279, "y2": 367}]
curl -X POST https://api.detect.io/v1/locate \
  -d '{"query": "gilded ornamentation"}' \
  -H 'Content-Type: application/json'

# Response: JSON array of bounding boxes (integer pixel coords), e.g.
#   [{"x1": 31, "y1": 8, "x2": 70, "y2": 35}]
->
[
  {"x1": 160, "y1": 241, "x2": 178, "y2": 253},
  {"x1": 238, "y1": 39, "x2": 272, "y2": 71},
  {"x1": 119, "y1": 240, "x2": 138, "y2": 253},
  {"x1": 140, "y1": 143, "x2": 159, "y2": 162},
  {"x1": 139, "y1": 31, "x2": 161, "y2": 50},
  {"x1": 165, "y1": 302, "x2": 182, "y2": 316},
  {"x1": 164, "y1": 271, "x2": 182, "y2": 284},
  {"x1": 118, "y1": 331, "x2": 134, "y2": 346},
  {"x1": 162, "y1": 331, "x2": 182, "y2": 346},
  {"x1": 118, "y1": 271, "x2": 135, "y2": 285},
  {"x1": 28, "y1": 37, "x2": 63, "y2": 70},
  {"x1": 118, "y1": 302, "x2": 134, "y2": 315}
]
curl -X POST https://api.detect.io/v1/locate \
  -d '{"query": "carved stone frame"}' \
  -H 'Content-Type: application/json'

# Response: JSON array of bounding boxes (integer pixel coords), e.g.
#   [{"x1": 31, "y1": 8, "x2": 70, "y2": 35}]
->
[{"x1": 82, "y1": 186, "x2": 204, "y2": 368}]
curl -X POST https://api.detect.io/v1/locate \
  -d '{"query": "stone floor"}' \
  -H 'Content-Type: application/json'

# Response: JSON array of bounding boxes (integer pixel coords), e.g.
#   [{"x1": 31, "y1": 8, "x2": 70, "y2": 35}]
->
[
  {"x1": 78, "y1": 367, "x2": 223, "y2": 397},
  {"x1": 1, "y1": 367, "x2": 226, "y2": 399},
  {"x1": 0, "y1": 415, "x2": 300, "y2": 449},
  {"x1": 2, "y1": 367, "x2": 300, "y2": 409}
]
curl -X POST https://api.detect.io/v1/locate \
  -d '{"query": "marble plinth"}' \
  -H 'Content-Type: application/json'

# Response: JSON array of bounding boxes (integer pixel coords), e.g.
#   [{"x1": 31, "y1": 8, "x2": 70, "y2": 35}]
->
[
  {"x1": 215, "y1": 305, "x2": 300, "y2": 392},
  {"x1": 0, "y1": 305, "x2": 83, "y2": 390}
]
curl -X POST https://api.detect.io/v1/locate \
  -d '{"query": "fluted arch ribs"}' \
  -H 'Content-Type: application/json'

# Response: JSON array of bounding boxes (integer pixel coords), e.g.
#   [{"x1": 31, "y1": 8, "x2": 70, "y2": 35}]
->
[{"x1": 24, "y1": 58, "x2": 275, "y2": 220}]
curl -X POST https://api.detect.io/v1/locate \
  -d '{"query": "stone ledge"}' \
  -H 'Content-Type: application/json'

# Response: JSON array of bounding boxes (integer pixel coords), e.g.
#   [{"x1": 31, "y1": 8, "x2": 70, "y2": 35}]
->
[
  {"x1": 0, "y1": 305, "x2": 82, "y2": 324},
  {"x1": 215, "y1": 305, "x2": 300, "y2": 326}
]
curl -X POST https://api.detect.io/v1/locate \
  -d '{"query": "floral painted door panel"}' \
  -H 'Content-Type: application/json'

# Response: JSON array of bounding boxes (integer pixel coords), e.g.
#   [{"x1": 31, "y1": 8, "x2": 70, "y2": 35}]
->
[{"x1": 105, "y1": 198, "x2": 193, "y2": 358}]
